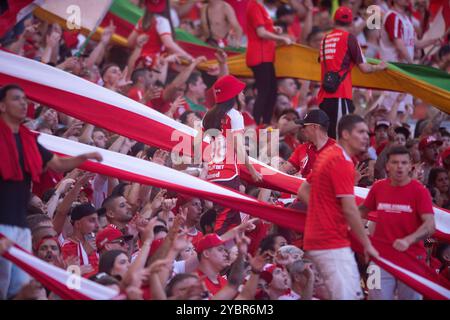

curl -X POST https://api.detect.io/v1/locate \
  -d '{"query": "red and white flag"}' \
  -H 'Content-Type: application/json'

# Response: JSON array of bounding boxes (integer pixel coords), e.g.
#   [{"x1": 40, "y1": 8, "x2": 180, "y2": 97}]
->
[
  {"x1": 0, "y1": 0, "x2": 42, "y2": 38},
  {"x1": 0, "y1": 49, "x2": 449, "y2": 242},
  {"x1": 422, "y1": 0, "x2": 450, "y2": 54},
  {"x1": 1, "y1": 133, "x2": 448, "y2": 299}
]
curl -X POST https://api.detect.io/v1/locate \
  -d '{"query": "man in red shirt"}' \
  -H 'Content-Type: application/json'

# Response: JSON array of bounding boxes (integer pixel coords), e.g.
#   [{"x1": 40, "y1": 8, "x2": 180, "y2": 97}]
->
[
  {"x1": 61, "y1": 204, "x2": 100, "y2": 277},
  {"x1": 297, "y1": 114, "x2": 379, "y2": 300},
  {"x1": 177, "y1": 195, "x2": 204, "y2": 246},
  {"x1": 195, "y1": 233, "x2": 229, "y2": 297},
  {"x1": 318, "y1": 6, "x2": 387, "y2": 139},
  {"x1": 280, "y1": 109, "x2": 335, "y2": 177},
  {"x1": 359, "y1": 146, "x2": 435, "y2": 300}
]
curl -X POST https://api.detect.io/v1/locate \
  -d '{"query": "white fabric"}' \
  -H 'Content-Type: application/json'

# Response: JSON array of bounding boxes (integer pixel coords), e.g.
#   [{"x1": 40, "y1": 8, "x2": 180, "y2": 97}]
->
[
  {"x1": 380, "y1": 10, "x2": 415, "y2": 62},
  {"x1": 307, "y1": 247, "x2": 363, "y2": 300}
]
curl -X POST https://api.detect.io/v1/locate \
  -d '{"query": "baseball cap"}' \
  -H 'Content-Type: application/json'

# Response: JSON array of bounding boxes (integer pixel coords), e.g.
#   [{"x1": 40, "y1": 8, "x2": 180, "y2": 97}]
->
[
  {"x1": 334, "y1": 6, "x2": 353, "y2": 24},
  {"x1": 213, "y1": 75, "x2": 246, "y2": 104},
  {"x1": 295, "y1": 109, "x2": 330, "y2": 129},
  {"x1": 70, "y1": 203, "x2": 97, "y2": 222},
  {"x1": 145, "y1": 0, "x2": 166, "y2": 13},
  {"x1": 96, "y1": 226, "x2": 133, "y2": 251},
  {"x1": 419, "y1": 135, "x2": 443, "y2": 151},
  {"x1": 276, "y1": 4, "x2": 296, "y2": 19},
  {"x1": 394, "y1": 126, "x2": 411, "y2": 140},
  {"x1": 375, "y1": 120, "x2": 390, "y2": 130},
  {"x1": 195, "y1": 234, "x2": 224, "y2": 254},
  {"x1": 259, "y1": 264, "x2": 281, "y2": 284}
]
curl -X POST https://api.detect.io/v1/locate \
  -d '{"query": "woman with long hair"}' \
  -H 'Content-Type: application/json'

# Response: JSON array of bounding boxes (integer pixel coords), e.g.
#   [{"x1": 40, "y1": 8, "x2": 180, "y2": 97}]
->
[
  {"x1": 202, "y1": 75, "x2": 262, "y2": 234},
  {"x1": 128, "y1": 0, "x2": 193, "y2": 66},
  {"x1": 245, "y1": 0, "x2": 292, "y2": 125}
]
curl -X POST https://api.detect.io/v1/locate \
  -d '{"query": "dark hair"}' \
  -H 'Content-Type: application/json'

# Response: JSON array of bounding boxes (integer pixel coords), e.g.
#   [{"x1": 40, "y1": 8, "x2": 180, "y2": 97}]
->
[
  {"x1": 202, "y1": 97, "x2": 236, "y2": 131},
  {"x1": 153, "y1": 225, "x2": 169, "y2": 235},
  {"x1": 386, "y1": 145, "x2": 411, "y2": 161},
  {"x1": 0, "y1": 84, "x2": 24, "y2": 101},
  {"x1": 179, "y1": 110, "x2": 199, "y2": 125},
  {"x1": 130, "y1": 68, "x2": 149, "y2": 84},
  {"x1": 98, "y1": 250, "x2": 127, "y2": 275},
  {"x1": 277, "y1": 108, "x2": 299, "y2": 122},
  {"x1": 186, "y1": 71, "x2": 202, "y2": 89},
  {"x1": 165, "y1": 273, "x2": 198, "y2": 297},
  {"x1": 101, "y1": 193, "x2": 124, "y2": 210},
  {"x1": 26, "y1": 214, "x2": 52, "y2": 230},
  {"x1": 101, "y1": 63, "x2": 119, "y2": 78},
  {"x1": 335, "y1": 20, "x2": 352, "y2": 27},
  {"x1": 306, "y1": 26, "x2": 324, "y2": 44},
  {"x1": 89, "y1": 273, "x2": 121, "y2": 287},
  {"x1": 110, "y1": 183, "x2": 129, "y2": 197},
  {"x1": 337, "y1": 114, "x2": 365, "y2": 139},
  {"x1": 428, "y1": 167, "x2": 448, "y2": 188},
  {"x1": 259, "y1": 233, "x2": 284, "y2": 252},
  {"x1": 200, "y1": 209, "x2": 217, "y2": 234}
]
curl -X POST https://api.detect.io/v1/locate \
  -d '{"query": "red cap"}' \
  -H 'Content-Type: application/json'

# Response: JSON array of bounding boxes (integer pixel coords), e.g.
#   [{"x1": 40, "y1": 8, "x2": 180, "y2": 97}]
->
[
  {"x1": 96, "y1": 226, "x2": 132, "y2": 251},
  {"x1": 419, "y1": 135, "x2": 443, "y2": 151},
  {"x1": 195, "y1": 234, "x2": 224, "y2": 254},
  {"x1": 334, "y1": 6, "x2": 353, "y2": 24},
  {"x1": 259, "y1": 264, "x2": 279, "y2": 284},
  {"x1": 145, "y1": 0, "x2": 166, "y2": 13},
  {"x1": 213, "y1": 75, "x2": 246, "y2": 104}
]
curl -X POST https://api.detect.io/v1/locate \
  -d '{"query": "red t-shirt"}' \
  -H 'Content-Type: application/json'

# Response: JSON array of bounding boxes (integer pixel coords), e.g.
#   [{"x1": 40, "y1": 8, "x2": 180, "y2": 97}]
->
[
  {"x1": 187, "y1": 229, "x2": 204, "y2": 247},
  {"x1": 317, "y1": 29, "x2": 365, "y2": 103},
  {"x1": 205, "y1": 108, "x2": 244, "y2": 182},
  {"x1": 303, "y1": 144, "x2": 356, "y2": 250},
  {"x1": 61, "y1": 239, "x2": 99, "y2": 277},
  {"x1": 245, "y1": 0, "x2": 276, "y2": 67},
  {"x1": 134, "y1": 16, "x2": 172, "y2": 58},
  {"x1": 288, "y1": 138, "x2": 336, "y2": 177},
  {"x1": 196, "y1": 269, "x2": 228, "y2": 296},
  {"x1": 363, "y1": 179, "x2": 434, "y2": 257}
]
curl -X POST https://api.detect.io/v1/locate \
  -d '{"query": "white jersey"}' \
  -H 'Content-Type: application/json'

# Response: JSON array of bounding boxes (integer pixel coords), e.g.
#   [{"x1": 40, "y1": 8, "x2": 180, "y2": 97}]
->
[{"x1": 380, "y1": 10, "x2": 415, "y2": 62}]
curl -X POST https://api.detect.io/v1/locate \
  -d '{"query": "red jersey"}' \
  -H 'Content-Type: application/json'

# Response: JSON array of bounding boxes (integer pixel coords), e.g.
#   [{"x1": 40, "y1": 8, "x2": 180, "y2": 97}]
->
[
  {"x1": 196, "y1": 269, "x2": 228, "y2": 296},
  {"x1": 205, "y1": 108, "x2": 244, "y2": 182},
  {"x1": 134, "y1": 15, "x2": 172, "y2": 58},
  {"x1": 303, "y1": 144, "x2": 356, "y2": 251},
  {"x1": 288, "y1": 138, "x2": 336, "y2": 177},
  {"x1": 317, "y1": 29, "x2": 365, "y2": 103},
  {"x1": 61, "y1": 239, "x2": 99, "y2": 276},
  {"x1": 187, "y1": 229, "x2": 204, "y2": 247},
  {"x1": 363, "y1": 179, "x2": 434, "y2": 258},
  {"x1": 245, "y1": 0, "x2": 275, "y2": 67}
]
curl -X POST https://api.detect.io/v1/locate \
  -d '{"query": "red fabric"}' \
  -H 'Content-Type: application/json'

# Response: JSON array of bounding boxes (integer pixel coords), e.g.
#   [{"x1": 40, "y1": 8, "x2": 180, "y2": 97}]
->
[
  {"x1": 195, "y1": 233, "x2": 224, "y2": 253},
  {"x1": 0, "y1": 118, "x2": 43, "y2": 183},
  {"x1": 246, "y1": 0, "x2": 276, "y2": 67},
  {"x1": 61, "y1": 239, "x2": 99, "y2": 273},
  {"x1": 363, "y1": 179, "x2": 434, "y2": 257},
  {"x1": 303, "y1": 144, "x2": 355, "y2": 250},
  {"x1": 288, "y1": 138, "x2": 336, "y2": 177},
  {"x1": 213, "y1": 75, "x2": 246, "y2": 103},
  {"x1": 317, "y1": 29, "x2": 357, "y2": 102},
  {"x1": 134, "y1": 18, "x2": 167, "y2": 58},
  {"x1": 187, "y1": 230, "x2": 204, "y2": 247},
  {"x1": 196, "y1": 269, "x2": 228, "y2": 296},
  {"x1": 0, "y1": 0, "x2": 34, "y2": 38},
  {"x1": 32, "y1": 169, "x2": 63, "y2": 198},
  {"x1": 2, "y1": 54, "x2": 448, "y2": 243},
  {"x1": 385, "y1": 12, "x2": 404, "y2": 42},
  {"x1": 225, "y1": 0, "x2": 249, "y2": 33}
]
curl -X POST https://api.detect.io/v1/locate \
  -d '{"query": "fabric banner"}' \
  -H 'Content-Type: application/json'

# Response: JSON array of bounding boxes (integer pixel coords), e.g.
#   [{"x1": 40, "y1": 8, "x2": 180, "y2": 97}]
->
[
  {"x1": 0, "y1": 49, "x2": 448, "y2": 242},
  {"x1": 38, "y1": 0, "x2": 112, "y2": 32},
  {"x1": 35, "y1": 133, "x2": 450, "y2": 299},
  {"x1": 0, "y1": 234, "x2": 118, "y2": 300}
]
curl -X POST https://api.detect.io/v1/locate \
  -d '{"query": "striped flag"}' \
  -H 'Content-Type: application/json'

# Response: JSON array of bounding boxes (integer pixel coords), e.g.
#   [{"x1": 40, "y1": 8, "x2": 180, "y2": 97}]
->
[{"x1": 0, "y1": 49, "x2": 449, "y2": 243}]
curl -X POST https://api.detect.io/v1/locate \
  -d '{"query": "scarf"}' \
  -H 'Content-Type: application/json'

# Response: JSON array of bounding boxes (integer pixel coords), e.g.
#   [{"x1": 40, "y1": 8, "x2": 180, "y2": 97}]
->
[{"x1": 0, "y1": 118, "x2": 42, "y2": 183}]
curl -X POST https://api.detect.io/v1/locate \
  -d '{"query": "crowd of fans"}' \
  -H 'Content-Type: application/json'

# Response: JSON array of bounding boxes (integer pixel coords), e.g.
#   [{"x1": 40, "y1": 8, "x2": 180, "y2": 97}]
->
[{"x1": 0, "y1": 0, "x2": 449, "y2": 300}]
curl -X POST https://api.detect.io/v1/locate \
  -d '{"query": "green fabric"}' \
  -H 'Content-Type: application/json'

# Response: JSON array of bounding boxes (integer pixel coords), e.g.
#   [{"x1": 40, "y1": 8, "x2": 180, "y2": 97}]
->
[
  {"x1": 390, "y1": 63, "x2": 450, "y2": 92},
  {"x1": 109, "y1": 0, "x2": 245, "y2": 53},
  {"x1": 109, "y1": 0, "x2": 142, "y2": 24},
  {"x1": 185, "y1": 97, "x2": 207, "y2": 113}
]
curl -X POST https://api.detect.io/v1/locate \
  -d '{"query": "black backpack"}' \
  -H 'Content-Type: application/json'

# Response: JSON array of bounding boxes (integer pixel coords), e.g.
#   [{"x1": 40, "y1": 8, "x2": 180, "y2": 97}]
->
[{"x1": 321, "y1": 35, "x2": 350, "y2": 93}]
